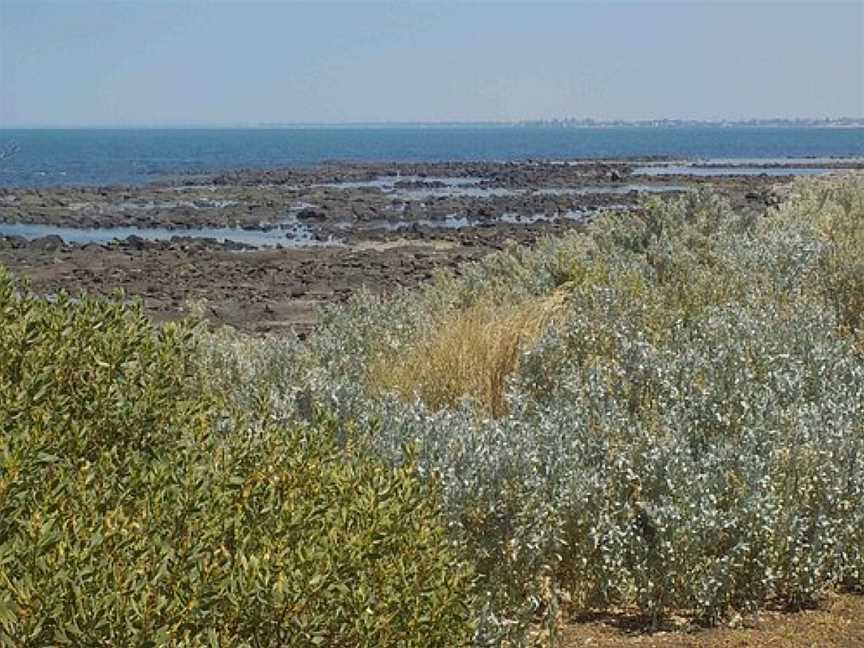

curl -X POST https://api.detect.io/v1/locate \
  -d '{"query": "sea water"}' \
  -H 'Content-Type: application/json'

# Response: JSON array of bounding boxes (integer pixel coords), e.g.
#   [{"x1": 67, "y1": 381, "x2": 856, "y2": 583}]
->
[{"x1": 0, "y1": 126, "x2": 861, "y2": 188}]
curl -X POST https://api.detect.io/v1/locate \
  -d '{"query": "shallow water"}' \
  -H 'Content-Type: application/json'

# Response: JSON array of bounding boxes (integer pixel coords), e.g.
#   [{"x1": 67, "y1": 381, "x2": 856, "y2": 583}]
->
[
  {"x1": 341, "y1": 207, "x2": 600, "y2": 231},
  {"x1": 321, "y1": 175, "x2": 518, "y2": 199},
  {"x1": 698, "y1": 157, "x2": 864, "y2": 166},
  {"x1": 499, "y1": 210, "x2": 589, "y2": 224},
  {"x1": 532, "y1": 184, "x2": 687, "y2": 195},
  {"x1": 326, "y1": 176, "x2": 688, "y2": 199},
  {"x1": 320, "y1": 175, "x2": 485, "y2": 191},
  {"x1": 115, "y1": 198, "x2": 240, "y2": 210},
  {"x1": 0, "y1": 222, "x2": 340, "y2": 248},
  {"x1": 633, "y1": 165, "x2": 833, "y2": 177},
  {"x1": 397, "y1": 186, "x2": 515, "y2": 199},
  {"x1": 335, "y1": 215, "x2": 472, "y2": 231}
]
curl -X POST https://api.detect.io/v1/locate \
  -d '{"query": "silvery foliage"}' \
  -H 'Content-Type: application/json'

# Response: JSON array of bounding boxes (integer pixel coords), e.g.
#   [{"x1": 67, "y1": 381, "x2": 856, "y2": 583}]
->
[{"x1": 201, "y1": 177, "x2": 864, "y2": 644}]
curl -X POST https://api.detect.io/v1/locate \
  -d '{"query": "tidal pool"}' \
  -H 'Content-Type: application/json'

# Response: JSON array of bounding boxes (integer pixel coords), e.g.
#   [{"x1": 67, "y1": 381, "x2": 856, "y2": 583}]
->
[{"x1": 0, "y1": 222, "x2": 340, "y2": 248}]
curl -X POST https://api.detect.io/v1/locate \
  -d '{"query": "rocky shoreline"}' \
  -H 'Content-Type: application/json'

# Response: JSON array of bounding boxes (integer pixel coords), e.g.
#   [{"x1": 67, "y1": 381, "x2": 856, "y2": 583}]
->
[{"x1": 0, "y1": 159, "x2": 855, "y2": 334}]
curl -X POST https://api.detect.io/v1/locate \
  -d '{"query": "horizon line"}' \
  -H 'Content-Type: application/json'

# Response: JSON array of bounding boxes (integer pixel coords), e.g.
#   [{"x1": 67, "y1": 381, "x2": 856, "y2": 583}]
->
[{"x1": 2, "y1": 117, "x2": 864, "y2": 130}]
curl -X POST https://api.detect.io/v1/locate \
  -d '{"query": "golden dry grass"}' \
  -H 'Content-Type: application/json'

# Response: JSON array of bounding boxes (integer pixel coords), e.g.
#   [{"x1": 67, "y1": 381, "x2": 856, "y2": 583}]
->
[{"x1": 369, "y1": 288, "x2": 570, "y2": 417}]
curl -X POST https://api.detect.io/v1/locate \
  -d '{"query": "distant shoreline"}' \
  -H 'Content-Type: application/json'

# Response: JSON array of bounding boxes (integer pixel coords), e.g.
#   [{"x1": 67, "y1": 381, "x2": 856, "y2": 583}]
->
[{"x1": 3, "y1": 120, "x2": 864, "y2": 131}]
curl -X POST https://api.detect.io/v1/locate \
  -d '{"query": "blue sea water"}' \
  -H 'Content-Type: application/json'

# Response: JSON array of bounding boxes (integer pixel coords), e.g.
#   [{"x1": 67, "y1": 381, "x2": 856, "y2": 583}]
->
[{"x1": 0, "y1": 126, "x2": 861, "y2": 188}]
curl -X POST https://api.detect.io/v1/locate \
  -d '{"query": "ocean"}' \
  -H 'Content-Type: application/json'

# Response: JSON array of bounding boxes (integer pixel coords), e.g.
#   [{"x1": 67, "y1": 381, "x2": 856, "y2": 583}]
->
[{"x1": 0, "y1": 126, "x2": 862, "y2": 188}]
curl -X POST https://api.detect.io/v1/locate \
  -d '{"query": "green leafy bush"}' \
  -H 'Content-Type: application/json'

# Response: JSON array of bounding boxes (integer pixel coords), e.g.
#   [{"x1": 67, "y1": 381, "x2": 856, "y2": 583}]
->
[{"x1": 0, "y1": 272, "x2": 477, "y2": 647}]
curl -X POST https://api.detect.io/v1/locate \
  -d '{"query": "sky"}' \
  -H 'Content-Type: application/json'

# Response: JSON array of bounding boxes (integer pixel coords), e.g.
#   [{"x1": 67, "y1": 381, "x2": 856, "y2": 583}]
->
[{"x1": 0, "y1": 1, "x2": 861, "y2": 127}]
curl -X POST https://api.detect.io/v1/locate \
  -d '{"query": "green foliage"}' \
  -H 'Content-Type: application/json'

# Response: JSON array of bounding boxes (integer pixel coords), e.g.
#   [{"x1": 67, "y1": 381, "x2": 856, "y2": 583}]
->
[
  {"x1": 201, "y1": 175, "x2": 864, "y2": 643},
  {"x1": 0, "y1": 272, "x2": 477, "y2": 647},
  {"x1": 815, "y1": 180, "x2": 864, "y2": 336},
  {"x1": 6, "y1": 176, "x2": 864, "y2": 646},
  {"x1": 0, "y1": 273, "x2": 208, "y2": 460}
]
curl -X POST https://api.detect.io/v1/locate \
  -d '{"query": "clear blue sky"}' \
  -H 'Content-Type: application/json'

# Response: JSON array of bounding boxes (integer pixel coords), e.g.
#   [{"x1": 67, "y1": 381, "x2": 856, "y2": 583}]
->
[{"x1": 1, "y1": 1, "x2": 861, "y2": 126}]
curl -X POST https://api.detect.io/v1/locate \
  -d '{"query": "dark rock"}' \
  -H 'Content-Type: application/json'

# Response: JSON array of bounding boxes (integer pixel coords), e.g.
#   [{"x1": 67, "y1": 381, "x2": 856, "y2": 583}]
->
[
  {"x1": 124, "y1": 234, "x2": 148, "y2": 250},
  {"x1": 394, "y1": 180, "x2": 447, "y2": 189},
  {"x1": 222, "y1": 239, "x2": 257, "y2": 251},
  {"x1": 81, "y1": 242, "x2": 109, "y2": 253},
  {"x1": 296, "y1": 208, "x2": 326, "y2": 221},
  {"x1": 30, "y1": 235, "x2": 65, "y2": 251}
]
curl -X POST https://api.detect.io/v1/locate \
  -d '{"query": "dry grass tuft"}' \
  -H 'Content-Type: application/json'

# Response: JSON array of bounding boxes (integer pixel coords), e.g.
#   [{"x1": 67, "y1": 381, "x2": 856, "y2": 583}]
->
[{"x1": 369, "y1": 287, "x2": 570, "y2": 416}]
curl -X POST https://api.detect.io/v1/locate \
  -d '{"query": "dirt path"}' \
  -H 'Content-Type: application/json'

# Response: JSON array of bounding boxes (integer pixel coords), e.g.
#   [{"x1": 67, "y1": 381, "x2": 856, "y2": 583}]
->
[{"x1": 559, "y1": 593, "x2": 864, "y2": 647}]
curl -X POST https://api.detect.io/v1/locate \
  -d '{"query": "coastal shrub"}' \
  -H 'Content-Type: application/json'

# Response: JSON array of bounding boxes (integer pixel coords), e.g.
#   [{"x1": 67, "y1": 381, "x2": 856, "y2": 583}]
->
[
  {"x1": 815, "y1": 179, "x2": 864, "y2": 337},
  {"x1": 368, "y1": 290, "x2": 568, "y2": 416},
  {"x1": 0, "y1": 273, "x2": 208, "y2": 460},
  {"x1": 200, "y1": 175, "x2": 864, "y2": 644},
  {"x1": 10, "y1": 176, "x2": 864, "y2": 646},
  {"x1": 195, "y1": 323, "x2": 306, "y2": 430},
  {"x1": 0, "y1": 274, "x2": 478, "y2": 647}
]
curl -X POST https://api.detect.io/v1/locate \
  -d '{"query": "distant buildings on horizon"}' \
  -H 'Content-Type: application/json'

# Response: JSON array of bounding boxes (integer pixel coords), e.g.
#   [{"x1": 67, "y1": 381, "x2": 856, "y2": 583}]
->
[
  {"x1": 511, "y1": 117, "x2": 864, "y2": 129},
  {"x1": 4, "y1": 117, "x2": 863, "y2": 130},
  {"x1": 249, "y1": 117, "x2": 864, "y2": 129}
]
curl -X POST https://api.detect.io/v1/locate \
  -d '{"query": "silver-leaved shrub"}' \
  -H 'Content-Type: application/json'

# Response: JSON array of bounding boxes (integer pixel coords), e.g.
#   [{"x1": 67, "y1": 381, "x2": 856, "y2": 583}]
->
[{"x1": 199, "y1": 175, "x2": 864, "y2": 645}]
